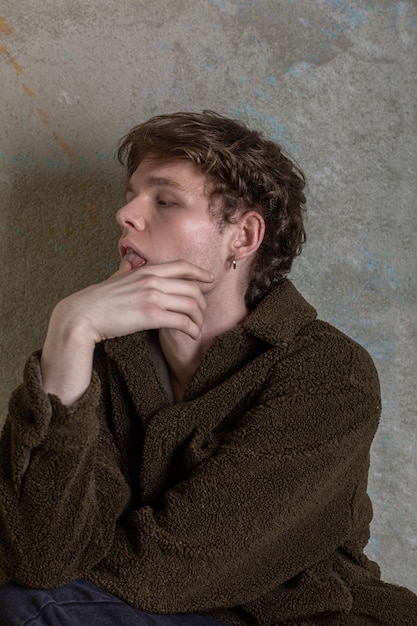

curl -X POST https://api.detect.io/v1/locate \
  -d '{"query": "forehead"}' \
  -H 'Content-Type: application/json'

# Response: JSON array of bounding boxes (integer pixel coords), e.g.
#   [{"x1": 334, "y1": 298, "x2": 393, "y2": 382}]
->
[{"x1": 129, "y1": 157, "x2": 211, "y2": 196}]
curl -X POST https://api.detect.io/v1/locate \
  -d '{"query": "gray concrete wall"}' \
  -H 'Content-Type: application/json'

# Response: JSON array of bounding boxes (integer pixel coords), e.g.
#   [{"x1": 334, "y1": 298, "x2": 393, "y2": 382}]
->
[{"x1": 1, "y1": 0, "x2": 416, "y2": 592}]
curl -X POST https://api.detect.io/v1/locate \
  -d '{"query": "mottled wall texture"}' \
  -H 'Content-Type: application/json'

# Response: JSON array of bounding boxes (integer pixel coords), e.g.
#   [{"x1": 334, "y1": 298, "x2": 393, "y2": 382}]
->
[{"x1": 1, "y1": 0, "x2": 416, "y2": 592}]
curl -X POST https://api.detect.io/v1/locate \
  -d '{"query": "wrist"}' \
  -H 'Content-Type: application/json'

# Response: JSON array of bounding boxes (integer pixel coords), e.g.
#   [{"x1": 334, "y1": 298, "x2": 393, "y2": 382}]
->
[{"x1": 40, "y1": 302, "x2": 96, "y2": 406}]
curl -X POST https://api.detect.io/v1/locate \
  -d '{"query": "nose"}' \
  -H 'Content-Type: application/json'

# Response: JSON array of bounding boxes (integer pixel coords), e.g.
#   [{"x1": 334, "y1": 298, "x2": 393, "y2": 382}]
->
[{"x1": 116, "y1": 199, "x2": 146, "y2": 231}]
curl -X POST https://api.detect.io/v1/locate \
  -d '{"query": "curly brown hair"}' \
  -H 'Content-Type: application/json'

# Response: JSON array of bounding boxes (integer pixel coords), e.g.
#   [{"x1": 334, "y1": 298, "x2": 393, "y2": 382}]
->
[{"x1": 118, "y1": 110, "x2": 306, "y2": 309}]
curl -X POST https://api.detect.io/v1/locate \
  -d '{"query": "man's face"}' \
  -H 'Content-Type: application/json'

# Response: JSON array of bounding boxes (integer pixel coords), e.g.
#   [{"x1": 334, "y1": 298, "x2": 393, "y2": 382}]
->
[{"x1": 117, "y1": 158, "x2": 233, "y2": 291}]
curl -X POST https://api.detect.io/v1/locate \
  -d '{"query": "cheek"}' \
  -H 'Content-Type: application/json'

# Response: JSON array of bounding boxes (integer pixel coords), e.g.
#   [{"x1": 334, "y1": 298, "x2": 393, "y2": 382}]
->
[
  {"x1": 158, "y1": 215, "x2": 227, "y2": 271},
  {"x1": 184, "y1": 222, "x2": 224, "y2": 258}
]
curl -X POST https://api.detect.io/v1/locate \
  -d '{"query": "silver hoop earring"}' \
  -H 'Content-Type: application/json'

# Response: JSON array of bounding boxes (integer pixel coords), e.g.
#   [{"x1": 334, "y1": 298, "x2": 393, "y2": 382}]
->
[{"x1": 232, "y1": 258, "x2": 237, "y2": 270}]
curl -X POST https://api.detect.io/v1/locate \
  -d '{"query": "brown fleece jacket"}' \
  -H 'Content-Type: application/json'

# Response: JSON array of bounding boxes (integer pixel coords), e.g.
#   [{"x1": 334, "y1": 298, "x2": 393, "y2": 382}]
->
[{"x1": 0, "y1": 279, "x2": 416, "y2": 625}]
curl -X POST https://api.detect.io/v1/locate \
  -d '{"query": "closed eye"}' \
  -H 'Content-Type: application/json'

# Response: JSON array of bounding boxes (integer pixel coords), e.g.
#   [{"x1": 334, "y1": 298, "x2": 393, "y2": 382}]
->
[{"x1": 156, "y1": 197, "x2": 176, "y2": 207}]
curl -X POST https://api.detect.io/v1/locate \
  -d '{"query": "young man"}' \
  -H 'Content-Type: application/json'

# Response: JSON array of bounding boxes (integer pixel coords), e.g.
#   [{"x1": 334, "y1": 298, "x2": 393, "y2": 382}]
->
[{"x1": 0, "y1": 111, "x2": 416, "y2": 625}]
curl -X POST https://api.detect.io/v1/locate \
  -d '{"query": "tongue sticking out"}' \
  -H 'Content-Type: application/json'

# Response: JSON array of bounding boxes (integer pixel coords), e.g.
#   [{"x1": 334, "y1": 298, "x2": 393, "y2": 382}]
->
[{"x1": 125, "y1": 249, "x2": 147, "y2": 269}]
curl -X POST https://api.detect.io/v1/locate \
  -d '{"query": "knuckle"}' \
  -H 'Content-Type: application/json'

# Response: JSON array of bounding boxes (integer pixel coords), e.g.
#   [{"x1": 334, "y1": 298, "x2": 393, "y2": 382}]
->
[
  {"x1": 187, "y1": 297, "x2": 199, "y2": 312},
  {"x1": 179, "y1": 315, "x2": 193, "y2": 332},
  {"x1": 144, "y1": 275, "x2": 159, "y2": 289},
  {"x1": 146, "y1": 288, "x2": 160, "y2": 304}
]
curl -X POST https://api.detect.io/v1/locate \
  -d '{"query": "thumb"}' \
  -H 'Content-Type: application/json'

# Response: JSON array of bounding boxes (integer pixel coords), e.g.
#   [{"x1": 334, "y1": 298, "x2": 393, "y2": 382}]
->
[{"x1": 113, "y1": 258, "x2": 132, "y2": 276}]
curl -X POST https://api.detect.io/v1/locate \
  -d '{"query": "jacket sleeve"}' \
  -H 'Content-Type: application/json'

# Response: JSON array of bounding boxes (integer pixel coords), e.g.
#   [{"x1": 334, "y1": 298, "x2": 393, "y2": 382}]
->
[
  {"x1": 90, "y1": 329, "x2": 382, "y2": 613},
  {"x1": 0, "y1": 352, "x2": 130, "y2": 587}
]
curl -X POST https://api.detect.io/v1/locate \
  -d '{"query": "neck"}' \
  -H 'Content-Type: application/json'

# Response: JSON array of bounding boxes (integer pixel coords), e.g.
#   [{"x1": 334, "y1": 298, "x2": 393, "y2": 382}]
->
[{"x1": 159, "y1": 295, "x2": 248, "y2": 402}]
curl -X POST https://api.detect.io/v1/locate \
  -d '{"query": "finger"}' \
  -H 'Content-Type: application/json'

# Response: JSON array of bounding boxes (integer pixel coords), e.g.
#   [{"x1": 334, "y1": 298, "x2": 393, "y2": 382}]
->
[
  {"x1": 148, "y1": 309, "x2": 204, "y2": 340},
  {"x1": 114, "y1": 258, "x2": 133, "y2": 275},
  {"x1": 164, "y1": 293, "x2": 206, "y2": 327},
  {"x1": 140, "y1": 260, "x2": 214, "y2": 283},
  {"x1": 137, "y1": 276, "x2": 208, "y2": 315}
]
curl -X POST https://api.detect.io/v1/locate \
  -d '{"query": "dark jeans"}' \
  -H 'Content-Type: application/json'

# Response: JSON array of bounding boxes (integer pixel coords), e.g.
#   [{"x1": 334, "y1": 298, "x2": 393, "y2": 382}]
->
[{"x1": 0, "y1": 579, "x2": 229, "y2": 626}]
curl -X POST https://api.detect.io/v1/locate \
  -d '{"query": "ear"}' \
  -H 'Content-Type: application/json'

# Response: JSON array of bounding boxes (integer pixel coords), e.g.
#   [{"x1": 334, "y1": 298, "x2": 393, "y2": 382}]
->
[{"x1": 232, "y1": 211, "x2": 265, "y2": 261}]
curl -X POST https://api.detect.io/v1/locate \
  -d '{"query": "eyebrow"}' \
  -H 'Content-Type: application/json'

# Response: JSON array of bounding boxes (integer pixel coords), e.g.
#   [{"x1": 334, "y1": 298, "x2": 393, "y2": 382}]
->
[{"x1": 126, "y1": 176, "x2": 186, "y2": 194}]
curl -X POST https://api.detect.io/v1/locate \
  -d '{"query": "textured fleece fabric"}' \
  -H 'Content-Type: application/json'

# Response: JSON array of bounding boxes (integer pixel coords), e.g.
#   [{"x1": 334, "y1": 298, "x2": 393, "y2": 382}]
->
[{"x1": 0, "y1": 279, "x2": 416, "y2": 625}]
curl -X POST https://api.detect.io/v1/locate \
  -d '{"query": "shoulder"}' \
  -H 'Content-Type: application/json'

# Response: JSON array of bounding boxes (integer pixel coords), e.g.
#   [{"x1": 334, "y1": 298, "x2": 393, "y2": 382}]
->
[
  {"x1": 242, "y1": 285, "x2": 381, "y2": 448},
  {"x1": 295, "y1": 318, "x2": 380, "y2": 385},
  {"x1": 258, "y1": 320, "x2": 382, "y2": 448},
  {"x1": 265, "y1": 312, "x2": 381, "y2": 407},
  {"x1": 245, "y1": 279, "x2": 379, "y2": 394}
]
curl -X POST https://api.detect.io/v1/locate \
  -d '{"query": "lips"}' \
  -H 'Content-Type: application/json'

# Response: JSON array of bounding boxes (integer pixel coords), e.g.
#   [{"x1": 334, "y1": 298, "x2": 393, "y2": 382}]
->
[{"x1": 119, "y1": 239, "x2": 147, "y2": 269}]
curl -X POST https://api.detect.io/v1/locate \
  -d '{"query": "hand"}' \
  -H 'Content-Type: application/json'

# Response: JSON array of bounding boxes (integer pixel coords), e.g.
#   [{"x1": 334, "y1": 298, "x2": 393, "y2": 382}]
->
[
  {"x1": 62, "y1": 259, "x2": 214, "y2": 343},
  {"x1": 40, "y1": 260, "x2": 214, "y2": 405}
]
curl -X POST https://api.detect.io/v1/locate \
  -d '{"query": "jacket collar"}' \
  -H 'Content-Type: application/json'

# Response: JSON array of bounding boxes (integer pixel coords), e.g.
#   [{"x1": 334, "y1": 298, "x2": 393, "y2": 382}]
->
[
  {"x1": 242, "y1": 279, "x2": 317, "y2": 346},
  {"x1": 103, "y1": 279, "x2": 317, "y2": 362},
  {"x1": 102, "y1": 279, "x2": 317, "y2": 405}
]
